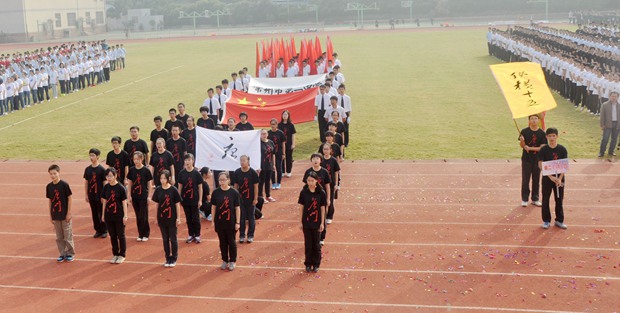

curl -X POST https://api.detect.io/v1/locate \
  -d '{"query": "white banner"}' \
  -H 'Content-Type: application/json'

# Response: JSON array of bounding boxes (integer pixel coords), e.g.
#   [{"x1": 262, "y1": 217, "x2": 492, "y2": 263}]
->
[
  {"x1": 248, "y1": 74, "x2": 325, "y2": 95},
  {"x1": 195, "y1": 128, "x2": 261, "y2": 171},
  {"x1": 541, "y1": 158, "x2": 570, "y2": 176}
]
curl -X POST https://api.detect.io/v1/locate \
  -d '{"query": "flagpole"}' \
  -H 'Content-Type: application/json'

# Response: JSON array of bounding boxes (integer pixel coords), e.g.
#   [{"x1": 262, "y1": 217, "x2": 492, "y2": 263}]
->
[{"x1": 513, "y1": 119, "x2": 521, "y2": 136}]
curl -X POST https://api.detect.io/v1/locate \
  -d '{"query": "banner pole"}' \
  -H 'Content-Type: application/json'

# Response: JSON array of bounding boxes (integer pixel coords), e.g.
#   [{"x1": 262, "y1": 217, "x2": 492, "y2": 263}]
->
[{"x1": 513, "y1": 119, "x2": 521, "y2": 136}]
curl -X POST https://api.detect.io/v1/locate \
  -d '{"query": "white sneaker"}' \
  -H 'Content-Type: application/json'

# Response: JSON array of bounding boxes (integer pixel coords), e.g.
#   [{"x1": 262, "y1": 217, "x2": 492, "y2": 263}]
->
[
  {"x1": 554, "y1": 221, "x2": 568, "y2": 229},
  {"x1": 521, "y1": 201, "x2": 528, "y2": 207},
  {"x1": 319, "y1": 240, "x2": 324, "y2": 246},
  {"x1": 532, "y1": 201, "x2": 542, "y2": 207},
  {"x1": 136, "y1": 237, "x2": 143, "y2": 242},
  {"x1": 141, "y1": 237, "x2": 149, "y2": 242},
  {"x1": 325, "y1": 219, "x2": 332, "y2": 224},
  {"x1": 110, "y1": 256, "x2": 118, "y2": 264},
  {"x1": 164, "y1": 262, "x2": 170, "y2": 267},
  {"x1": 228, "y1": 262, "x2": 236, "y2": 271},
  {"x1": 115, "y1": 256, "x2": 125, "y2": 264}
]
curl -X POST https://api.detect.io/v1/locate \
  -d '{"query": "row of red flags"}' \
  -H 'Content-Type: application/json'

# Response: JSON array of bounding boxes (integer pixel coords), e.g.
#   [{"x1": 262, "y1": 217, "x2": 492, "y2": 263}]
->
[{"x1": 255, "y1": 36, "x2": 335, "y2": 77}]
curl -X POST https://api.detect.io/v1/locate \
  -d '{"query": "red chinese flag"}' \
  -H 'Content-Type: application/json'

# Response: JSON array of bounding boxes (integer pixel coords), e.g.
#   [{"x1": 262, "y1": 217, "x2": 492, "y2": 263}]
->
[
  {"x1": 326, "y1": 36, "x2": 334, "y2": 63},
  {"x1": 224, "y1": 88, "x2": 319, "y2": 127}
]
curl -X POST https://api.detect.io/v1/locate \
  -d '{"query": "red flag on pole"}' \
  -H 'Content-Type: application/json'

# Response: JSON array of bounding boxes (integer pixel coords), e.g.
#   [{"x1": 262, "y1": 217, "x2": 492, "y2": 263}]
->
[
  {"x1": 255, "y1": 42, "x2": 260, "y2": 77},
  {"x1": 291, "y1": 37, "x2": 297, "y2": 57},
  {"x1": 326, "y1": 36, "x2": 334, "y2": 63}
]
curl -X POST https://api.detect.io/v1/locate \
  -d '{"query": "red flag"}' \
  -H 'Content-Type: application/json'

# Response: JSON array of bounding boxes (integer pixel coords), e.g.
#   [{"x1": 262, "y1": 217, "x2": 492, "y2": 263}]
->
[
  {"x1": 315, "y1": 36, "x2": 323, "y2": 57},
  {"x1": 291, "y1": 37, "x2": 297, "y2": 57},
  {"x1": 224, "y1": 88, "x2": 319, "y2": 127},
  {"x1": 255, "y1": 42, "x2": 260, "y2": 77},
  {"x1": 299, "y1": 39, "x2": 306, "y2": 70},
  {"x1": 326, "y1": 36, "x2": 334, "y2": 63},
  {"x1": 262, "y1": 41, "x2": 267, "y2": 62},
  {"x1": 270, "y1": 39, "x2": 276, "y2": 77},
  {"x1": 309, "y1": 40, "x2": 317, "y2": 75}
]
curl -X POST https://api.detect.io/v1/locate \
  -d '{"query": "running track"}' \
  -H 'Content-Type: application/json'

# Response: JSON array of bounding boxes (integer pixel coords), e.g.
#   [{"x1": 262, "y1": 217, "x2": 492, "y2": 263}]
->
[{"x1": 0, "y1": 159, "x2": 618, "y2": 312}]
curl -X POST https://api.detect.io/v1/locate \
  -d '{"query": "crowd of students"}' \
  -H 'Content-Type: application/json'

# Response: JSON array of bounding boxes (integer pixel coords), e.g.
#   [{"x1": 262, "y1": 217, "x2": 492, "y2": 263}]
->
[
  {"x1": 47, "y1": 54, "x2": 349, "y2": 273},
  {"x1": 0, "y1": 40, "x2": 126, "y2": 116}
]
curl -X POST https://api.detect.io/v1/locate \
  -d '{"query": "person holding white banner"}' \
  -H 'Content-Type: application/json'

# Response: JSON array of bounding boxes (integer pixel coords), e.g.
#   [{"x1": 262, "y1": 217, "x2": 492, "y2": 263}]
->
[{"x1": 538, "y1": 128, "x2": 568, "y2": 230}]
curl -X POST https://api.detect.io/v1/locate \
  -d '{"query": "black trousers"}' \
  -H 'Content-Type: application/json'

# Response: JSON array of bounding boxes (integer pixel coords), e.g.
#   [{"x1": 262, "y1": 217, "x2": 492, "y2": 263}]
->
[
  {"x1": 89, "y1": 198, "x2": 107, "y2": 233},
  {"x1": 521, "y1": 159, "x2": 541, "y2": 202},
  {"x1": 159, "y1": 223, "x2": 178, "y2": 262},
  {"x1": 79, "y1": 75, "x2": 86, "y2": 89},
  {"x1": 541, "y1": 176, "x2": 564, "y2": 223},
  {"x1": 182, "y1": 203, "x2": 201, "y2": 237},
  {"x1": 343, "y1": 120, "x2": 350, "y2": 147},
  {"x1": 216, "y1": 228, "x2": 237, "y2": 262},
  {"x1": 258, "y1": 169, "x2": 272, "y2": 197},
  {"x1": 284, "y1": 146, "x2": 294, "y2": 173},
  {"x1": 106, "y1": 220, "x2": 126, "y2": 257},
  {"x1": 317, "y1": 110, "x2": 326, "y2": 142},
  {"x1": 104, "y1": 68, "x2": 110, "y2": 81},
  {"x1": 272, "y1": 154, "x2": 283, "y2": 184},
  {"x1": 303, "y1": 227, "x2": 321, "y2": 267},
  {"x1": 132, "y1": 198, "x2": 150, "y2": 238}
]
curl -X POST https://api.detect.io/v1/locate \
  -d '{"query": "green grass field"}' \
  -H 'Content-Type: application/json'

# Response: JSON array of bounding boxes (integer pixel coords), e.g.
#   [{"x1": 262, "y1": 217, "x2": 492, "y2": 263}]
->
[{"x1": 0, "y1": 28, "x2": 603, "y2": 160}]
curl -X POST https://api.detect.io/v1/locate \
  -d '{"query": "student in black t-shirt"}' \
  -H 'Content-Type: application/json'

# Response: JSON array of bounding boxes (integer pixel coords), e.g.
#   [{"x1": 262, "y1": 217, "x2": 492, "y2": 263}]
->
[
  {"x1": 165, "y1": 108, "x2": 185, "y2": 133},
  {"x1": 46, "y1": 164, "x2": 76, "y2": 263},
  {"x1": 124, "y1": 126, "x2": 150, "y2": 166},
  {"x1": 321, "y1": 143, "x2": 340, "y2": 227},
  {"x1": 259, "y1": 129, "x2": 277, "y2": 202},
  {"x1": 106, "y1": 136, "x2": 131, "y2": 185},
  {"x1": 233, "y1": 155, "x2": 259, "y2": 243},
  {"x1": 303, "y1": 153, "x2": 331, "y2": 246},
  {"x1": 268, "y1": 118, "x2": 286, "y2": 190},
  {"x1": 327, "y1": 122, "x2": 345, "y2": 153},
  {"x1": 225, "y1": 117, "x2": 239, "y2": 132},
  {"x1": 236, "y1": 112, "x2": 254, "y2": 131},
  {"x1": 278, "y1": 110, "x2": 296, "y2": 178},
  {"x1": 519, "y1": 114, "x2": 547, "y2": 207},
  {"x1": 101, "y1": 167, "x2": 129, "y2": 264},
  {"x1": 127, "y1": 151, "x2": 153, "y2": 242},
  {"x1": 83, "y1": 148, "x2": 107, "y2": 239},
  {"x1": 178, "y1": 153, "x2": 204, "y2": 244},
  {"x1": 298, "y1": 171, "x2": 327, "y2": 273},
  {"x1": 150, "y1": 138, "x2": 175, "y2": 187},
  {"x1": 182, "y1": 116, "x2": 197, "y2": 157},
  {"x1": 199, "y1": 167, "x2": 212, "y2": 220},
  {"x1": 197, "y1": 107, "x2": 216, "y2": 130},
  {"x1": 538, "y1": 127, "x2": 568, "y2": 230},
  {"x1": 150, "y1": 116, "x2": 169, "y2": 154},
  {"x1": 176, "y1": 103, "x2": 189, "y2": 128},
  {"x1": 152, "y1": 169, "x2": 182, "y2": 268},
  {"x1": 319, "y1": 131, "x2": 342, "y2": 163},
  {"x1": 211, "y1": 172, "x2": 241, "y2": 271},
  {"x1": 166, "y1": 125, "x2": 187, "y2": 183}
]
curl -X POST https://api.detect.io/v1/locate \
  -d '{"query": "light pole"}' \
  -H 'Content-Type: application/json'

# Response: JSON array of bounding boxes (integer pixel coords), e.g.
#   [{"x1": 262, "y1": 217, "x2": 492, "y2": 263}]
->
[
  {"x1": 527, "y1": 0, "x2": 549, "y2": 21},
  {"x1": 208, "y1": 9, "x2": 231, "y2": 29},
  {"x1": 345, "y1": 3, "x2": 379, "y2": 29},
  {"x1": 401, "y1": 1, "x2": 412, "y2": 23},
  {"x1": 179, "y1": 10, "x2": 209, "y2": 36},
  {"x1": 307, "y1": 4, "x2": 319, "y2": 25}
]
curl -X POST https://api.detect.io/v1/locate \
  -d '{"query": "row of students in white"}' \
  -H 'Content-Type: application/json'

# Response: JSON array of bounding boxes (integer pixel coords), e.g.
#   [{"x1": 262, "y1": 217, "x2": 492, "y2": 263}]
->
[{"x1": 257, "y1": 53, "x2": 344, "y2": 78}]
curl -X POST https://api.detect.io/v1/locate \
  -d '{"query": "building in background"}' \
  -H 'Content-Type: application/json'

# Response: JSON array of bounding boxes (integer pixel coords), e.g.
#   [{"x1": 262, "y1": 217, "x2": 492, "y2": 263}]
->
[{"x1": 0, "y1": 0, "x2": 106, "y2": 42}]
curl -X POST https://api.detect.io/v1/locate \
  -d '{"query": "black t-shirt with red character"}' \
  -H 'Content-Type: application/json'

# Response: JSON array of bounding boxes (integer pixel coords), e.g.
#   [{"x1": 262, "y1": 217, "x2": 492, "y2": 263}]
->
[
  {"x1": 101, "y1": 183, "x2": 127, "y2": 221},
  {"x1": 538, "y1": 144, "x2": 568, "y2": 180},
  {"x1": 260, "y1": 140, "x2": 276, "y2": 170},
  {"x1": 302, "y1": 167, "x2": 331, "y2": 190},
  {"x1": 268, "y1": 129, "x2": 286, "y2": 153},
  {"x1": 105, "y1": 150, "x2": 131, "y2": 182},
  {"x1": 149, "y1": 150, "x2": 174, "y2": 186},
  {"x1": 127, "y1": 166, "x2": 153, "y2": 200},
  {"x1": 123, "y1": 139, "x2": 149, "y2": 164},
  {"x1": 152, "y1": 185, "x2": 182, "y2": 226},
  {"x1": 181, "y1": 128, "x2": 197, "y2": 157},
  {"x1": 278, "y1": 122, "x2": 296, "y2": 149},
  {"x1": 83, "y1": 165, "x2": 105, "y2": 201},
  {"x1": 321, "y1": 156, "x2": 341, "y2": 187},
  {"x1": 177, "y1": 168, "x2": 204, "y2": 206},
  {"x1": 210, "y1": 188, "x2": 241, "y2": 231},
  {"x1": 46, "y1": 180, "x2": 73, "y2": 221},
  {"x1": 520, "y1": 127, "x2": 547, "y2": 162},
  {"x1": 233, "y1": 167, "x2": 259, "y2": 202},
  {"x1": 298, "y1": 187, "x2": 327, "y2": 229},
  {"x1": 166, "y1": 137, "x2": 187, "y2": 175}
]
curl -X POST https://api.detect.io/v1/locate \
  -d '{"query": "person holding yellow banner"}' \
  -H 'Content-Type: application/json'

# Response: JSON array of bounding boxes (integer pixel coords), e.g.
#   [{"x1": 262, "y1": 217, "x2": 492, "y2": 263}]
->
[{"x1": 519, "y1": 115, "x2": 547, "y2": 207}]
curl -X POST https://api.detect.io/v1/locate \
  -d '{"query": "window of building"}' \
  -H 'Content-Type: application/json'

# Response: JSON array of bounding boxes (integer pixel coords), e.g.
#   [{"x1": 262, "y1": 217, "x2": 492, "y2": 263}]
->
[
  {"x1": 67, "y1": 12, "x2": 76, "y2": 27},
  {"x1": 96, "y1": 11, "x2": 104, "y2": 24},
  {"x1": 85, "y1": 12, "x2": 91, "y2": 24},
  {"x1": 55, "y1": 13, "x2": 61, "y2": 27}
]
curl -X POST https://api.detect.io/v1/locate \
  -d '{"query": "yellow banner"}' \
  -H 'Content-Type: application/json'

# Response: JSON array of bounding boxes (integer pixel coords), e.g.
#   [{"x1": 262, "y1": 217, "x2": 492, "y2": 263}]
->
[{"x1": 490, "y1": 62, "x2": 557, "y2": 119}]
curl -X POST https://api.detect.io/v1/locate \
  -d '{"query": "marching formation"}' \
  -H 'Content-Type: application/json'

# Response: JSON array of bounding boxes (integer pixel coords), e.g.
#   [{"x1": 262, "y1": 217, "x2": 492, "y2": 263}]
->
[
  {"x1": 0, "y1": 40, "x2": 126, "y2": 116},
  {"x1": 46, "y1": 46, "x2": 350, "y2": 274}
]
